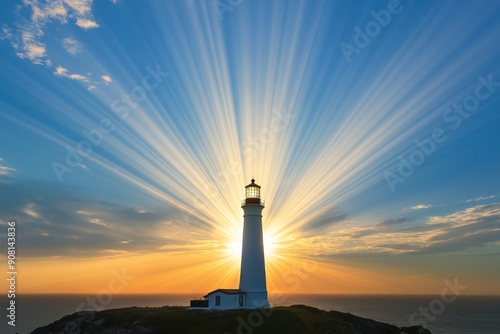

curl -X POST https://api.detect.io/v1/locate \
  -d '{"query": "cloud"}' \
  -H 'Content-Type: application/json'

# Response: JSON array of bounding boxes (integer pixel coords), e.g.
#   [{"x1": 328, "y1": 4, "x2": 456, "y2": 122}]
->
[
  {"x1": 54, "y1": 66, "x2": 89, "y2": 82},
  {"x1": 10, "y1": 29, "x2": 49, "y2": 65},
  {"x1": 24, "y1": 203, "x2": 40, "y2": 218},
  {"x1": 68, "y1": 73, "x2": 88, "y2": 81},
  {"x1": 416, "y1": 223, "x2": 500, "y2": 255},
  {"x1": 0, "y1": 159, "x2": 16, "y2": 175},
  {"x1": 0, "y1": 177, "x2": 214, "y2": 258},
  {"x1": 463, "y1": 195, "x2": 496, "y2": 203},
  {"x1": 54, "y1": 66, "x2": 67, "y2": 75},
  {"x1": 62, "y1": 37, "x2": 82, "y2": 54},
  {"x1": 412, "y1": 204, "x2": 432, "y2": 210},
  {"x1": 307, "y1": 214, "x2": 347, "y2": 231},
  {"x1": 76, "y1": 18, "x2": 99, "y2": 29},
  {"x1": 350, "y1": 217, "x2": 413, "y2": 238},
  {"x1": 377, "y1": 217, "x2": 412, "y2": 227},
  {"x1": 64, "y1": 0, "x2": 93, "y2": 16},
  {"x1": 317, "y1": 203, "x2": 500, "y2": 256},
  {"x1": 102, "y1": 74, "x2": 112, "y2": 84},
  {"x1": 0, "y1": 166, "x2": 16, "y2": 175},
  {"x1": 24, "y1": 43, "x2": 47, "y2": 61},
  {"x1": 2, "y1": 1, "x2": 117, "y2": 89},
  {"x1": 4, "y1": 0, "x2": 100, "y2": 65},
  {"x1": 427, "y1": 204, "x2": 500, "y2": 226},
  {"x1": 376, "y1": 243, "x2": 416, "y2": 251}
]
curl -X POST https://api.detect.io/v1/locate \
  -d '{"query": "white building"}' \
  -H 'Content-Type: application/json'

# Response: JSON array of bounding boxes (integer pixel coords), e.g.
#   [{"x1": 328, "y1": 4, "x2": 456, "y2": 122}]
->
[
  {"x1": 204, "y1": 289, "x2": 245, "y2": 310},
  {"x1": 190, "y1": 179, "x2": 270, "y2": 310}
]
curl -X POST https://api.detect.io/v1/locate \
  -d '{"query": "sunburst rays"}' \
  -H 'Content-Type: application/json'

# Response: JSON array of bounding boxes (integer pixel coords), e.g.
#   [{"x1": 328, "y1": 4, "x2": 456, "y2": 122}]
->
[{"x1": 4, "y1": 0, "x2": 500, "y2": 293}]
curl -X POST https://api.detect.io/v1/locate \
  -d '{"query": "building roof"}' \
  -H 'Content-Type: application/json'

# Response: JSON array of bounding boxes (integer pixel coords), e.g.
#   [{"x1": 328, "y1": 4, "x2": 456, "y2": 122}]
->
[{"x1": 203, "y1": 289, "x2": 245, "y2": 298}]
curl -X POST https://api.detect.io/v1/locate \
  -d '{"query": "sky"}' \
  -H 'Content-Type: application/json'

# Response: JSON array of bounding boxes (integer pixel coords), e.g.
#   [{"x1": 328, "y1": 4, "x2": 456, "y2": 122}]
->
[{"x1": 0, "y1": 0, "x2": 499, "y2": 296}]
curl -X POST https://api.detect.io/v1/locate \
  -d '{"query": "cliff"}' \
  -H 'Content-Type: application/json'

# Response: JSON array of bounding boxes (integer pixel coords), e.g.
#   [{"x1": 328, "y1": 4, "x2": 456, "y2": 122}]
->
[{"x1": 31, "y1": 304, "x2": 432, "y2": 334}]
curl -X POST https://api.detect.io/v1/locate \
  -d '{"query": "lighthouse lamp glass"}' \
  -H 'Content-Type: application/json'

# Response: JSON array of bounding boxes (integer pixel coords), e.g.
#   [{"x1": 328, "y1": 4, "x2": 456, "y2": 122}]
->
[{"x1": 246, "y1": 186, "x2": 260, "y2": 198}]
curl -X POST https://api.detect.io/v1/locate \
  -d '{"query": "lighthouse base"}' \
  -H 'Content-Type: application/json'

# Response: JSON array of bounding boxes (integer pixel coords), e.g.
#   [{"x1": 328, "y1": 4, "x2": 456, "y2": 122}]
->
[{"x1": 243, "y1": 291, "x2": 270, "y2": 309}]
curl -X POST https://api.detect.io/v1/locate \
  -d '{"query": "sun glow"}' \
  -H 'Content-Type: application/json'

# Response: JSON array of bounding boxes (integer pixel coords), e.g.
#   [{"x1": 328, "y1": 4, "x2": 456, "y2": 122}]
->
[
  {"x1": 264, "y1": 234, "x2": 278, "y2": 260},
  {"x1": 223, "y1": 229, "x2": 279, "y2": 262},
  {"x1": 225, "y1": 240, "x2": 241, "y2": 259}
]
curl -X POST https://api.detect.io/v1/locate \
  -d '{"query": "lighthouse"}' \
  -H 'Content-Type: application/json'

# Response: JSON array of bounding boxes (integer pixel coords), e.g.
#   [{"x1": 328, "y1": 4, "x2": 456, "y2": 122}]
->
[
  {"x1": 239, "y1": 179, "x2": 270, "y2": 309},
  {"x1": 189, "y1": 179, "x2": 270, "y2": 310}
]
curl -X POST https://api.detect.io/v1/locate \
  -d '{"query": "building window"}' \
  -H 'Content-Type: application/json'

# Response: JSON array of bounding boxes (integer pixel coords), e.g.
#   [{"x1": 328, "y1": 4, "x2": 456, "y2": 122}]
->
[
  {"x1": 239, "y1": 294, "x2": 244, "y2": 307},
  {"x1": 215, "y1": 295, "x2": 221, "y2": 306}
]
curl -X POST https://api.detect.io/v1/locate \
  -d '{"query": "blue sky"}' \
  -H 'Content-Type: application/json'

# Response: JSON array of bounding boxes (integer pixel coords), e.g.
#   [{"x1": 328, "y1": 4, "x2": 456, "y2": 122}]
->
[{"x1": 0, "y1": 0, "x2": 499, "y2": 294}]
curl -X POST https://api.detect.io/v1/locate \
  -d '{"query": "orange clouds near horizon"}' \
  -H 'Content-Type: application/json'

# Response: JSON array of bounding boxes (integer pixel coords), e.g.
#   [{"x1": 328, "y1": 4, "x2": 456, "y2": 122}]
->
[{"x1": 6, "y1": 246, "x2": 499, "y2": 296}]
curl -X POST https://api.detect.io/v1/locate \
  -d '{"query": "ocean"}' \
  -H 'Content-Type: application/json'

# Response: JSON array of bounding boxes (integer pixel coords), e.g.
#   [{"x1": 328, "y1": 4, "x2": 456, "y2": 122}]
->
[{"x1": 1, "y1": 294, "x2": 498, "y2": 334}]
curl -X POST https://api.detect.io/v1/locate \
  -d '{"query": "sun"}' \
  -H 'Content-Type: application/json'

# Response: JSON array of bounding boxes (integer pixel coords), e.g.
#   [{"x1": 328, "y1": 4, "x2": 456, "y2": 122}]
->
[
  {"x1": 226, "y1": 240, "x2": 241, "y2": 259},
  {"x1": 264, "y1": 234, "x2": 278, "y2": 259},
  {"x1": 224, "y1": 232, "x2": 279, "y2": 263}
]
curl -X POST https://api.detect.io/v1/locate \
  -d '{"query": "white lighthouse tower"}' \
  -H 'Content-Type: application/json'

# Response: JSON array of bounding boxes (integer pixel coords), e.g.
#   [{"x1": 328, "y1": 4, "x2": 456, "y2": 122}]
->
[
  {"x1": 239, "y1": 179, "x2": 270, "y2": 309},
  {"x1": 189, "y1": 179, "x2": 270, "y2": 310}
]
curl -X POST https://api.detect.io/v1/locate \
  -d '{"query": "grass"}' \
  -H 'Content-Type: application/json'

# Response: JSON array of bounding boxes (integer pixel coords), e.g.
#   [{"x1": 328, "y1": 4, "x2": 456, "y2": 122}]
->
[{"x1": 32, "y1": 304, "x2": 430, "y2": 334}]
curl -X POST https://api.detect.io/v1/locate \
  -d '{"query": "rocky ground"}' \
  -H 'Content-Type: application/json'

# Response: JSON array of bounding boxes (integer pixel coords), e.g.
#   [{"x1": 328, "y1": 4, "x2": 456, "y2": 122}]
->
[{"x1": 32, "y1": 304, "x2": 432, "y2": 334}]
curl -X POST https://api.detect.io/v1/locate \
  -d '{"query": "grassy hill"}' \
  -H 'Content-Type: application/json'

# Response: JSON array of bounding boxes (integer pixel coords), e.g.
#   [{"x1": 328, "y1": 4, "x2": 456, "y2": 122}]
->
[{"x1": 32, "y1": 304, "x2": 432, "y2": 334}]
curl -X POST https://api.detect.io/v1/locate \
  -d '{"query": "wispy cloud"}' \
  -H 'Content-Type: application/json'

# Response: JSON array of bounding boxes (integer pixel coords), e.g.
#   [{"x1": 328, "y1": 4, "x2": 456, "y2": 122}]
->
[
  {"x1": 1, "y1": 0, "x2": 115, "y2": 89},
  {"x1": 4, "y1": 29, "x2": 49, "y2": 65},
  {"x1": 64, "y1": 0, "x2": 94, "y2": 16},
  {"x1": 463, "y1": 195, "x2": 496, "y2": 203},
  {"x1": 377, "y1": 217, "x2": 413, "y2": 227},
  {"x1": 0, "y1": 166, "x2": 16, "y2": 175},
  {"x1": 62, "y1": 37, "x2": 82, "y2": 54},
  {"x1": 427, "y1": 204, "x2": 500, "y2": 226},
  {"x1": 4, "y1": 0, "x2": 99, "y2": 65},
  {"x1": 0, "y1": 158, "x2": 16, "y2": 175},
  {"x1": 0, "y1": 178, "x2": 214, "y2": 258},
  {"x1": 24, "y1": 203, "x2": 40, "y2": 218},
  {"x1": 54, "y1": 66, "x2": 89, "y2": 82},
  {"x1": 349, "y1": 217, "x2": 413, "y2": 239},
  {"x1": 17, "y1": 31, "x2": 49, "y2": 64},
  {"x1": 102, "y1": 74, "x2": 112, "y2": 84},
  {"x1": 314, "y1": 203, "x2": 500, "y2": 256},
  {"x1": 76, "y1": 18, "x2": 99, "y2": 29},
  {"x1": 412, "y1": 204, "x2": 432, "y2": 210}
]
